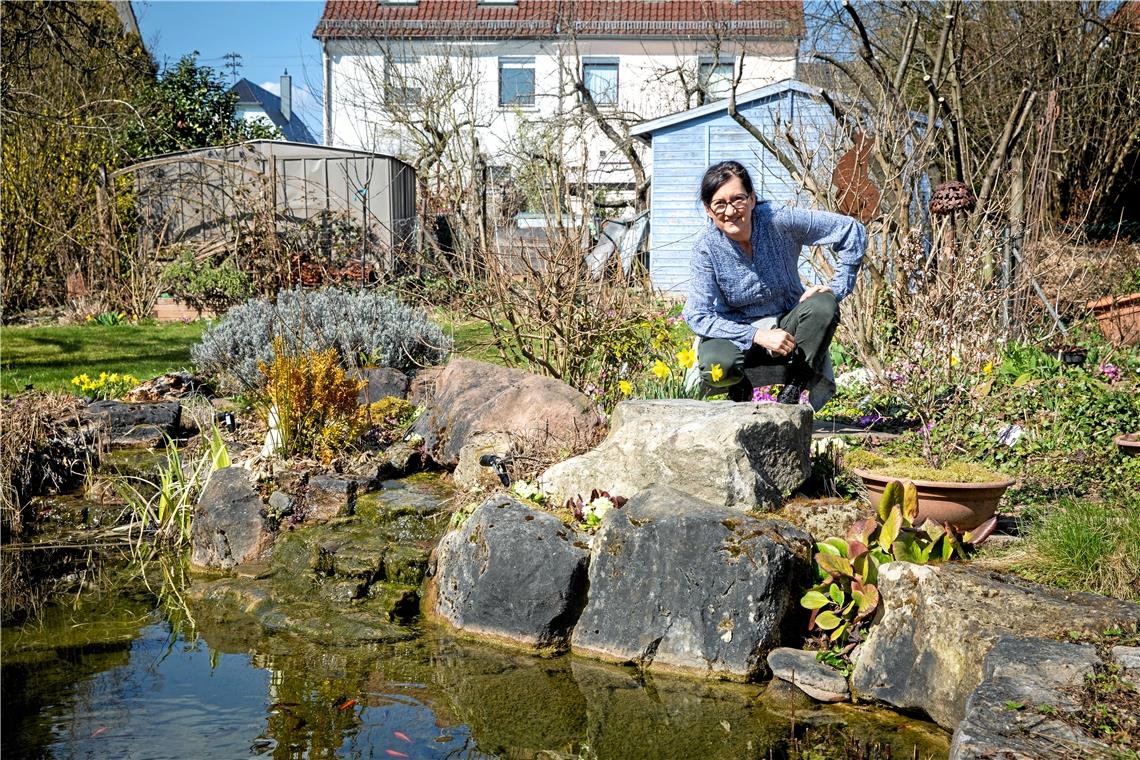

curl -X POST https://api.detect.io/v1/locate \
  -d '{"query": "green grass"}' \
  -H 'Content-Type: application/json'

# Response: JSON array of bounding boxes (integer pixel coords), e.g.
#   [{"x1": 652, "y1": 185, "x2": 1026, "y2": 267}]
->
[
  {"x1": 0, "y1": 321, "x2": 207, "y2": 395},
  {"x1": 1012, "y1": 496, "x2": 1140, "y2": 602},
  {"x1": 431, "y1": 311, "x2": 506, "y2": 366}
]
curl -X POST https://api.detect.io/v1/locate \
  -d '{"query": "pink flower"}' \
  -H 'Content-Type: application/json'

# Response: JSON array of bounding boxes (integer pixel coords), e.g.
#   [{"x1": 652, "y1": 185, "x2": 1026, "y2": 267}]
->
[{"x1": 1099, "y1": 363, "x2": 1123, "y2": 383}]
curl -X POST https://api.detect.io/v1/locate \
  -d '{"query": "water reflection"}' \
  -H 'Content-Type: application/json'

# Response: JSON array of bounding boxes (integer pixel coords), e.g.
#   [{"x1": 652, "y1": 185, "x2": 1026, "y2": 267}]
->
[{"x1": 3, "y1": 591, "x2": 950, "y2": 759}]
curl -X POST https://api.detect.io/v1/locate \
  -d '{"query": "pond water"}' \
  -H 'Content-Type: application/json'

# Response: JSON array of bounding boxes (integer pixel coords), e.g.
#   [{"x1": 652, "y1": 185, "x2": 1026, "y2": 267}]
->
[{"x1": 2, "y1": 477, "x2": 951, "y2": 760}]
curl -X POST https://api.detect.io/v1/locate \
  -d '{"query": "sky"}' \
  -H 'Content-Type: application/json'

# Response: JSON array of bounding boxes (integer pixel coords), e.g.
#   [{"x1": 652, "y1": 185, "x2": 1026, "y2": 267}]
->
[{"x1": 133, "y1": 0, "x2": 326, "y2": 141}]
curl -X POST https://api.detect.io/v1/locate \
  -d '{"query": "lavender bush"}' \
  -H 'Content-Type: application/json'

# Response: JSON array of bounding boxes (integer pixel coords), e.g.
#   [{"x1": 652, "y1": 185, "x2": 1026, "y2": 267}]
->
[{"x1": 191, "y1": 287, "x2": 452, "y2": 391}]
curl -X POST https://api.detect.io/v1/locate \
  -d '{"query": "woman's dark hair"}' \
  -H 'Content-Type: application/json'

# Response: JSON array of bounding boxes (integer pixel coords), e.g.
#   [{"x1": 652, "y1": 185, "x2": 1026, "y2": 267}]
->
[{"x1": 699, "y1": 160, "x2": 755, "y2": 206}]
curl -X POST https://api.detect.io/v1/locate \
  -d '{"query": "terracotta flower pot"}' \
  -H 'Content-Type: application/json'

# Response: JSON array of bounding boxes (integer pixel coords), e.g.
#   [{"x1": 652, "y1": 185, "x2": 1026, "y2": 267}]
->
[
  {"x1": 1087, "y1": 293, "x2": 1140, "y2": 347},
  {"x1": 1115, "y1": 433, "x2": 1140, "y2": 457},
  {"x1": 853, "y1": 468, "x2": 1015, "y2": 530}
]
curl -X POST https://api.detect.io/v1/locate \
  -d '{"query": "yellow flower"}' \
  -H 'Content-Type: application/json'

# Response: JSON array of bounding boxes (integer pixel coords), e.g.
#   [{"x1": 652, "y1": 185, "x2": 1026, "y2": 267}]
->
[
  {"x1": 619, "y1": 379, "x2": 633, "y2": 395},
  {"x1": 710, "y1": 363, "x2": 724, "y2": 383},
  {"x1": 651, "y1": 360, "x2": 670, "y2": 380},
  {"x1": 982, "y1": 361, "x2": 993, "y2": 375},
  {"x1": 950, "y1": 355, "x2": 960, "y2": 367},
  {"x1": 675, "y1": 347, "x2": 697, "y2": 369}
]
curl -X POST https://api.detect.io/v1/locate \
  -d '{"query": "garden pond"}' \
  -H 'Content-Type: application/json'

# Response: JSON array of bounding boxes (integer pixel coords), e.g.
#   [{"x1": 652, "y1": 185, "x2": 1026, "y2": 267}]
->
[{"x1": 2, "y1": 474, "x2": 951, "y2": 759}]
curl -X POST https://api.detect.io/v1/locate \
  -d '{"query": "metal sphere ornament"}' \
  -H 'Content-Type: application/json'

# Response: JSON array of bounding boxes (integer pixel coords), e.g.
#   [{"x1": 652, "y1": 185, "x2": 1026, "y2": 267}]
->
[{"x1": 929, "y1": 180, "x2": 977, "y2": 216}]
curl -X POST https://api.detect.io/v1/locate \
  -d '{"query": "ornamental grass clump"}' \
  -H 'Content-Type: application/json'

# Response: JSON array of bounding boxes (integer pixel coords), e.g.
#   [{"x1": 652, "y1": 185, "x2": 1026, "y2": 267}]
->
[
  {"x1": 259, "y1": 337, "x2": 365, "y2": 461},
  {"x1": 192, "y1": 287, "x2": 451, "y2": 391}
]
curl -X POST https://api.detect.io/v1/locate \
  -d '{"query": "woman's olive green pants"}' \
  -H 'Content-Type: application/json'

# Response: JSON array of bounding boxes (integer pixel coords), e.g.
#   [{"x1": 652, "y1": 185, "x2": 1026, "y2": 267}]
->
[{"x1": 696, "y1": 291, "x2": 840, "y2": 396}]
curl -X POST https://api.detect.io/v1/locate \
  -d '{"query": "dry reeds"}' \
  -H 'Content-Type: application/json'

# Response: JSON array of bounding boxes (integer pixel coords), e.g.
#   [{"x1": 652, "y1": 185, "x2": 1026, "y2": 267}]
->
[{"x1": 0, "y1": 392, "x2": 95, "y2": 537}]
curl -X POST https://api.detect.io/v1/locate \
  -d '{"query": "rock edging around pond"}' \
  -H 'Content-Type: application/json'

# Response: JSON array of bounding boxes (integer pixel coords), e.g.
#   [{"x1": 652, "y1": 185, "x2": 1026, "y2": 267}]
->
[{"x1": 429, "y1": 484, "x2": 815, "y2": 681}]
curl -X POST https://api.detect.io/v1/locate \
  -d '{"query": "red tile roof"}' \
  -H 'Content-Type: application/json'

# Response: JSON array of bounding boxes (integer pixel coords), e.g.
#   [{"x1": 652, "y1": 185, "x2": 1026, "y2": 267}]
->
[{"x1": 315, "y1": 1, "x2": 804, "y2": 41}]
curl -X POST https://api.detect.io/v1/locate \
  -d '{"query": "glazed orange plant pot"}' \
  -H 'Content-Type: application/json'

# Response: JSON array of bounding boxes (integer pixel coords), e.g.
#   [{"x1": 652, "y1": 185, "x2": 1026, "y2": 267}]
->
[
  {"x1": 1088, "y1": 293, "x2": 1140, "y2": 347},
  {"x1": 853, "y1": 468, "x2": 1015, "y2": 531}
]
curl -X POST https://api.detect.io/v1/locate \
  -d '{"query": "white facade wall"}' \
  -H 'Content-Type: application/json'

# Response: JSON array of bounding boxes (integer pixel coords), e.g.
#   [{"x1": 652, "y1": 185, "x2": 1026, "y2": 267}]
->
[{"x1": 324, "y1": 36, "x2": 796, "y2": 185}]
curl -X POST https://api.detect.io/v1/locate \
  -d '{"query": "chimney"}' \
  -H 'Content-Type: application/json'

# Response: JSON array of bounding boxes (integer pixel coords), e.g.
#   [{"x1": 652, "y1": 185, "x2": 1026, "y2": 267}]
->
[{"x1": 280, "y1": 70, "x2": 292, "y2": 122}]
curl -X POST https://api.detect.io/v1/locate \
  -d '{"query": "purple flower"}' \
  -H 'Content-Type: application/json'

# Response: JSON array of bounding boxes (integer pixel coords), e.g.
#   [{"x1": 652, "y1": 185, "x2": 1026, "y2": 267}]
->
[
  {"x1": 1099, "y1": 362, "x2": 1123, "y2": 383},
  {"x1": 752, "y1": 385, "x2": 776, "y2": 403},
  {"x1": 919, "y1": 420, "x2": 935, "y2": 435},
  {"x1": 857, "y1": 412, "x2": 885, "y2": 428}
]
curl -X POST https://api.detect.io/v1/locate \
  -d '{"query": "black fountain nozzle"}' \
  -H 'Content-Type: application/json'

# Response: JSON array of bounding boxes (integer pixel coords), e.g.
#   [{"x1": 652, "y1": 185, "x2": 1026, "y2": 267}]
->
[{"x1": 478, "y1": 454, "x2": 512, "y2": 487}]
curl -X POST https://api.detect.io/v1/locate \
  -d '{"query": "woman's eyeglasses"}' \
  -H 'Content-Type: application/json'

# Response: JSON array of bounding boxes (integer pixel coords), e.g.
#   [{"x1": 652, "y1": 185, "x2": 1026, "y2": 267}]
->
[{"x1": 709, "y1": 194, "x2": 751, "y2": 215}]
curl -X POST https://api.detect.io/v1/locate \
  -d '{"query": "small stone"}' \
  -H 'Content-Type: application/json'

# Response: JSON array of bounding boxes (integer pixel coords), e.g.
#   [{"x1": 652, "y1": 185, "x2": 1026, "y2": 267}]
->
[
  {"x1": 767, "y1": 648, "x2": 850, "y2": 702},
  {"x1": 306, "y1": 475, "x2": 356, "y2": 522},
  {"x1": 349, "y1": 367, "x2": 410, "y2": 404},
  {"x1": 1110, "y1": 645, "x2": 1140, "y2": 671},
  {"x1": 267, "y1": 490, "x2": 295, "y2": 516}
]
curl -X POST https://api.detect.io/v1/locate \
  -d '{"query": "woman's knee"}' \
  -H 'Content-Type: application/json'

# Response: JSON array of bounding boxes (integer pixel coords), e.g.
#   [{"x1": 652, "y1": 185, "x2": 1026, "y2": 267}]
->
[
  {"x1": 698, "y1": 338, "x2": 745, "y2": 387},
  {"x1": 802, "y1": 291, "x2": 840, "y2": 326}
]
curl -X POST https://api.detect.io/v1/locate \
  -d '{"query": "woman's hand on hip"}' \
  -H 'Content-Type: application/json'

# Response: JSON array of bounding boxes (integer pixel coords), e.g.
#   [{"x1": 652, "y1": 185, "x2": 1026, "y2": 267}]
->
[
  {"x1": 799, "y1": 284, "x2": 833, "y2": 302},
  {"x1": 753, "y1": 328, "x2": 796, "y2": 356}
]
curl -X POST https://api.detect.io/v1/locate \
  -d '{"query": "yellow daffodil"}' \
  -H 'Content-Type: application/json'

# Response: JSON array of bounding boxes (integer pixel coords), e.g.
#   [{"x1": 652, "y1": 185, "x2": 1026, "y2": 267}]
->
[
  {"x1": 651, "y1": 359, "x2": 670, "y2": 380},
  {"x1": 675, "y1": 347, "x2": 697, "y2": 369},
  {"x1": 619, "y1": 379, "x2": 633, "y2": 395},
  {"x1": 710, "y1": 363, "x2": 724, "y2": 383}
]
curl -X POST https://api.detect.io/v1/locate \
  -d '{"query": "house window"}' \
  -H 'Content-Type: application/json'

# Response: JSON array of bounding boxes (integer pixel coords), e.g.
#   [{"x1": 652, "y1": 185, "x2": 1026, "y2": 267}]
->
[
  {"x1": 499, "y1": 57, "x2": 535, "y2": 106},
  {"x1": 385, "y1": 56, "x2": 421, "y2": 105},
  {"x1": 582, "y1": 59, "x2": 618, "y2": 106},
  {"x1": 698, "y1": 58, "x2": 734, "y2": 103}
]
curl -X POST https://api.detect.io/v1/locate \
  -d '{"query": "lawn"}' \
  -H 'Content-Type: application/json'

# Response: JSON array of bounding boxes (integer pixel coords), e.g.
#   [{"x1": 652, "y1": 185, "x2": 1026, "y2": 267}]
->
[{"x1": 0, "y1": 321, "x2": 207, "y2": 395}]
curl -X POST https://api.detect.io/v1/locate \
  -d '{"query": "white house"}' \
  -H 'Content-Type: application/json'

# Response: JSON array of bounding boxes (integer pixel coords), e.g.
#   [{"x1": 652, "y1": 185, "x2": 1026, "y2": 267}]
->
[{"x1": 314, "y1": 0, "x2": 804, "y2": 198}]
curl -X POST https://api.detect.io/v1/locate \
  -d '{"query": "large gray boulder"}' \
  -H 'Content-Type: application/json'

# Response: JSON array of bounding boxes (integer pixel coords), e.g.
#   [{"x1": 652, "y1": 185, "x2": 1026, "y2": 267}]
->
[
  {"x1": 541, "y1": 400, "x2": 811, "y2": 511},
  {"x1": 950, "y1": 637, "x2": 1111, "y2": 759},
  {"x1": 851, "y1": 562, "x2": 1140, "y2": 729},
  {"x1": 190, "y1": 467, "x2": 272, "y2": 570},
  {"x1": 571, "y1": 485, "x2": 813, "y2": 681},
  {"x1": 430, "y1": 495, "x2": 590, "y2": 650},
  {"x1": 411, "y1": 358, "x2": 604, "y2": 469}
]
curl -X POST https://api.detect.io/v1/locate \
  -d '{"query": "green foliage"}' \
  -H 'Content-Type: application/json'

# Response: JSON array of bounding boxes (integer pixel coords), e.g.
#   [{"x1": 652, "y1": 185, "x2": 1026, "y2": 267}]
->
[
  {"x1": 1014, "y1": 494, "x2": 1140, "y2": 602},
  {"x1": 802, "y1": 480, "x2": 996, "y2": 650},
  {"x1": 160, "y1": 251, "x2": 252, "y2": 314},
  {"x1": 1, "y1": 1, "x2": 154, "y2": 312},
  {"x1": 89, "y1": 311, "x2": 128, "y2": 326},
  {"x1": 939, "y1": 342, "x2": 1140, "y2": 503},
  {"x1": 117, "y1": 428, "x2": 230, "y2": 551},
  {"x1": 259, "y1": 337, "x2": 366, "y2": 462},
  {"x1": 124, "y1": 53, "x2": 278, "y2": 158}
]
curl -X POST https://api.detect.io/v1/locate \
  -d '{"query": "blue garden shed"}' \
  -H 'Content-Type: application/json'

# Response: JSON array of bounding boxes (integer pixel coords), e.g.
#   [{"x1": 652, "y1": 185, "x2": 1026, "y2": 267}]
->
[{"x1": 630, "y1": 79, "x2": 857, "y2": 295}]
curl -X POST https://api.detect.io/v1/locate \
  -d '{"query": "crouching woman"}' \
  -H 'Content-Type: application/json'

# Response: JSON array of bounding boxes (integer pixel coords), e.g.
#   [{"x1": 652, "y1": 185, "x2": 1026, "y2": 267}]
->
[{"x1": 681, "y1": 160, "x2": 867, "y2": 408}]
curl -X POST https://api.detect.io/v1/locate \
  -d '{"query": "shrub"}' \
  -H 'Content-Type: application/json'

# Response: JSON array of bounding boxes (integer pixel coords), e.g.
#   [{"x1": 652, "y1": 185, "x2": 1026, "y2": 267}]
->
[
  {"x1": 259, "y1": 338, "x2": 366, "y2": 461},
  {"x1": 192, "y1": 287, "x2": 452, "y2": 391},
  {"x1": 160, "y1": 251, "x2": 252, "y2": 314}
]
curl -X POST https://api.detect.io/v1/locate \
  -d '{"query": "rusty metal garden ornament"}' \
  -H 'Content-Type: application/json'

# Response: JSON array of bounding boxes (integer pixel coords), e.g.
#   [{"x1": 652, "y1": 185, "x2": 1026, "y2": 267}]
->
[{"x1": 929, "y1": 180, "x2": 977, "y2": 216}]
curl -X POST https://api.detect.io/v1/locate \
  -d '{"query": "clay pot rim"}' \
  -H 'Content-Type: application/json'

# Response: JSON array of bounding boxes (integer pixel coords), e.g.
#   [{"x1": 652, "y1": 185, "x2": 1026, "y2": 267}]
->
[
  {"x1": 1087, "y1": 292, "x2": 1140, "y2": 311},
  {"x1": 852, "y1": 467, "x2": 1015, "y2": 491},
  {"x1": 1114, "y1": 432, "x2": 1140, "y2": 449}
]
